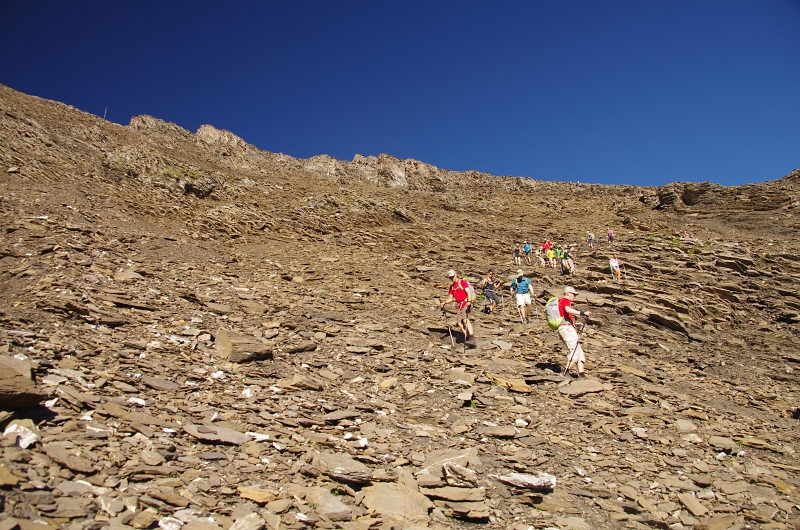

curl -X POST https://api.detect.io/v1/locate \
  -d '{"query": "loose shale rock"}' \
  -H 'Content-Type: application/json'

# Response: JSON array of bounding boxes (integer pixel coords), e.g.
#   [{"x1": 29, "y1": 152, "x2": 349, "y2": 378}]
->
[{"x1": 0, "y1": 83, "x2": 799, "y2": 530}]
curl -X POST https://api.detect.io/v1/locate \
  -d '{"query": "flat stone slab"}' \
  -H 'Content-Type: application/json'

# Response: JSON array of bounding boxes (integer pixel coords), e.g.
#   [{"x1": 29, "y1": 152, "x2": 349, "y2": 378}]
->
[
  {"x1": 419, "y1": 486, "x2": 485, "y2": 502},
  {"x1": 360, "y1": 483, "x2": 433, "y2": 521},
  {"x1": 237, "y1": 486, "x2": 275, "y2": 504},
  {"x1": 618, "y1": 365, "x2": 647, "y2": 377},
  {"x1": 198, "y1": 451, "x2": 228, "y2": 460},
  {"x1": 284, "y1": 340, "x2": 317, "y2": 353},
  {"x1": 304, "y1": 487, "x2": 352, "y2": 522},
  {"x1": 445, "y1": 501, "x2": 491, "y2": 519},
  {"x1": 678, "y1": 492, "x2": 709, "y2": 516},
  {"x1": 489, "y1": 472, "x2": 557, "y2": 490},
  {"x1": 674, "y1": 419, "x2": 697, "y2": 432},
  {"x1": 559, "y1": 379, "x2": 612, "y2": 396},
  {"x1": 0, "y1": 464, "x2": 20, "y2": 486},
  {"x1": 140, "y1": 375, "x2": 180, "y2": 392},
  {"x1": 228, "y1": 513, "x2": 265, "y2": 530},
  {"x1": 418, "y1": 447, "x2": 478, "y2": 477},
  {"x1": 316, "y1": 452, "x2": 371, "y2": 484},
  {"x1": 492, "y1": 340, "x2": 513, "y2": 351},
  {"x1": 239, "y1": 300, "x2": 267, "y2": 315},
  {"x1": 184, "y1": 423, "x2": 250, "y2": 445},
  {"x1": 708, "y1": 436, "x2": 739, "y2": 452},
  {"x1": 100, "y1": 402, "x2": 178, "y2": 427},
  {"x1": 480, "y1": 425, "x2": 516, "y2": 438},
  {"x1": 321, "y1": 409, "x2": 360, "y2": 422},
  {"x1": 45, "y1": 445, "x2": 97, "y2": 474}
]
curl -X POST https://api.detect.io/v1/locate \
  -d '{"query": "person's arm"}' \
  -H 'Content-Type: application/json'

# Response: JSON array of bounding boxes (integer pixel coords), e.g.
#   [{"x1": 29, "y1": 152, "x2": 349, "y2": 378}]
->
[
  {"x1": 480, "y1": 278, "x2": 488, "y2": 289},
  {"x1": 564, "y1": 305, "x2": 591, "y2": 318},
  {"x1": 440, "y1": 289, "x2": 454, "y2": 308}
]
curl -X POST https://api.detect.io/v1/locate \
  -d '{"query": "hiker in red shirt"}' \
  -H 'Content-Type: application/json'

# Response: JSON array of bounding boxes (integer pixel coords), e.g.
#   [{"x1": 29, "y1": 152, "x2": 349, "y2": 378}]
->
[
  {"x1": 559, "y1": 286, "x2": 592, "y2": 379},
  {"x1": 440, "y1": 270, "x2": 476, "y2": 346}
]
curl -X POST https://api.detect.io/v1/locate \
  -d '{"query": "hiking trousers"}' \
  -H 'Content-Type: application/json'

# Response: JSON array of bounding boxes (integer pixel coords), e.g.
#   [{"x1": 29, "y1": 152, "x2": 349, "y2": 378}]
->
[{"x1": 558, "y1": 324, "x2": 585, "y2": 364}]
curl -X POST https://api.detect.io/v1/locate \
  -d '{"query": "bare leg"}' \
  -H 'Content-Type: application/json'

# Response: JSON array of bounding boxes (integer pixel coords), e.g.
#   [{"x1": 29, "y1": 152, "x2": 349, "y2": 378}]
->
[{"x1": 464, "y1": 319, "x2": 474, "y2": 340}]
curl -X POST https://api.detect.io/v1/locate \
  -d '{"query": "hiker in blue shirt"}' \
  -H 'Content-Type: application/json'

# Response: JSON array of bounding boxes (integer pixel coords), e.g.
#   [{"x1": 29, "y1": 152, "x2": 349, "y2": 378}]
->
[
  {"x1": 509, "y1": 269, "x2": 535, "y2": 324},
  {"x1": 523, "y1": 241, "x2": 532, "y2": 265}
]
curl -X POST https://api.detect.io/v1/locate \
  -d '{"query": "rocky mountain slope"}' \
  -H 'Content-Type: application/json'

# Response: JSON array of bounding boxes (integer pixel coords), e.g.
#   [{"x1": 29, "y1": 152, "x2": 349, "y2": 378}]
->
[{"x1": 1, "y1": 83, "x2": 799, "y2": 530}]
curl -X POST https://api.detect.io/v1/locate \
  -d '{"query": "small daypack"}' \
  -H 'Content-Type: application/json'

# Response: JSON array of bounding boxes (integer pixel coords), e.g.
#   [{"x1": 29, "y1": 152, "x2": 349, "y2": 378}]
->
[
  {"x1": 465, "y1": 281, "x2": 477, "y2": 302},
  {"x1": 456, "y1": 279, "x2": 477, "y2": 302},
  {"x1": 544, "y1": 297, "x2": 563, "y2": 330}
]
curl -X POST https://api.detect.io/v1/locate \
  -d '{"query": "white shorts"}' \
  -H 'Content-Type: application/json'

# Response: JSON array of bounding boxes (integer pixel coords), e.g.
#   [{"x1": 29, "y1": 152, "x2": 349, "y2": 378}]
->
[
  {"x1": 515, "y1": 293, "x2": 531, "y2": 306},
  {"x1": 558, "y1": 324, "x2": 585, "y2": 364}
]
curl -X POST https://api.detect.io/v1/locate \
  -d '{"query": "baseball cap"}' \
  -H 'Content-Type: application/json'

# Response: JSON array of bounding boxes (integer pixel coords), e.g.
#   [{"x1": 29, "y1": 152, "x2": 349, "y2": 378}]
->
[
  {"x1": 564, "y1": 286, "x2": 577, "y2": 295},
  {"x1": 516, "y1": 269, "x2": 524, "y2": 276},
  {"x1": 447, "y1": 270, "x2": 456, "y2": 278}
]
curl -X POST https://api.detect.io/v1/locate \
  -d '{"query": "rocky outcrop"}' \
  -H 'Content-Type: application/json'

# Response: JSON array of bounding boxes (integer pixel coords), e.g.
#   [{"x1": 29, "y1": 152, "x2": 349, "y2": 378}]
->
[{"x1": 656, "y1": 179, "x2": 795, "y2": 213}]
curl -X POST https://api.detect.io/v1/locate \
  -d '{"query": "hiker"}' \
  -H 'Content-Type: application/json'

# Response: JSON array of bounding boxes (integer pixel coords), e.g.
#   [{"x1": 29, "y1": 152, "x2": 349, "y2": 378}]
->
[
  {"x1": 479, "y1": 270, "x2": 503, "y2": 314},
  {"x1": 563, "y1": 246, "x2": 576, "y2": 275},
  {"x1": 607, "y1": 227, "x2": 614, "y2": 243},
  {"x1": 609, "y1": 255, "x2": 622, "y2": 280},
  {"x1": 523, "y1": 241, "x2": 532, "y2": 265},
  {"x1": 587, "y1": 231, "x2": 595, "y2": 249},
  {"x1": 536, "y1": 246, "x2": 546, "y2": 268},
  {"x1": 546, "y1": 247, "x2": 556, "y2": 268},
  {"x1": 441, "y1": 270, "x2": 475, "y2": 346},
  {"x1": 555, "y1": 246, "x2": 565, "y2": 272},
  {"x1": 559, "y1": 286, "x2": 592, "y2": 379},
  {"x1": 513, "y1": 244, "x2": 522, "y2": 266},
  {"x1": 509, "y1": 269, "x2": 535, "y2": 323}
]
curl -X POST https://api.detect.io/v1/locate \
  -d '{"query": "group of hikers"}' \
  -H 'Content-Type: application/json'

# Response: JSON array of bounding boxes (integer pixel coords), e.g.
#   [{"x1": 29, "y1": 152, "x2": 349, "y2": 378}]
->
[
  {"x1": 514, "y1": 240, "x2": 577, "y2": 275},
  {"x1": 440, "y1": 268, "x2": 591, "y2": 379},
  {"x1": 440, "y1": 228, "x2": 619, "y2": 377},
  {"x1": 514, "y1": 229, "x2": 616, "y2": 277}
]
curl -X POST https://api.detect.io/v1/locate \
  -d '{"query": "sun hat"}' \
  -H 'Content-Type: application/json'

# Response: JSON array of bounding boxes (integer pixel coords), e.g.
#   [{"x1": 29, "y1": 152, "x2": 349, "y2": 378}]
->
[
  {"x1": 447, "y1": 270, "x2": 456, "y2": 278},
  {"x1": 516, "y1": 269, "x2": 524, "y2": 276},
  {"x1": 564, "y1": 286, "x2": 578, "y2": 295}
]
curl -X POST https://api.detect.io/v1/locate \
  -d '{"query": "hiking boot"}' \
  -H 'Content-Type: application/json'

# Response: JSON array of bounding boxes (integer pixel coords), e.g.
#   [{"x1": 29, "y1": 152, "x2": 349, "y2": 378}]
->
[{"x1": 578, "y1": 373, "x2": 587, "y2": 380}]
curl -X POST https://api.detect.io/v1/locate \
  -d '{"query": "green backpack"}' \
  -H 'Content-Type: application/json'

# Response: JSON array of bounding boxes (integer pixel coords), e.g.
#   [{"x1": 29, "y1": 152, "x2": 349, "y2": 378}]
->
[{"x1": 544, "y1": 297, "x2": 563, "y2": 330}]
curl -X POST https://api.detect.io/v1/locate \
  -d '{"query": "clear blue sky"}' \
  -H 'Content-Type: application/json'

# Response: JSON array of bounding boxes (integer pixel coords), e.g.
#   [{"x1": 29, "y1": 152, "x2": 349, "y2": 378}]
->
[{"x1": 1, "y1": 1, "x2": 798, "y2": 186}]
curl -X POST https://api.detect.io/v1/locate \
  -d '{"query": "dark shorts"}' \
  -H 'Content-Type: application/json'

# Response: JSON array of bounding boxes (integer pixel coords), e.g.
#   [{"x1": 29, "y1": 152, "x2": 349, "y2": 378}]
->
[{"x1": 485, "y1": 291, "x2": 499, "y2": 304}]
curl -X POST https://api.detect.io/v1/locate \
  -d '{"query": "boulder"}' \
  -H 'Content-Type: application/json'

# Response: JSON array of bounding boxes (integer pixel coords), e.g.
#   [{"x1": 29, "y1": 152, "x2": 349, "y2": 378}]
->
[
  {"x1": 0, "y1": 360, "x2": 44, "y2": 409},
  {"x1": 215, "y1": 328, "x2": 272, "y2": 363}
]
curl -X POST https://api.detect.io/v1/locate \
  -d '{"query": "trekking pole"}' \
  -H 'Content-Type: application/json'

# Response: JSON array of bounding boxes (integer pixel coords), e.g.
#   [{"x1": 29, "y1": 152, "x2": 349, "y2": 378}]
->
[
  {"x1": 623, "y1": 264, "x2": 628, "y2": 280},
  {"x1": 532, "y1": 290, "x2": 541, "y2": 326},
  {"x1": 562, "y1": 318, "x2": 587, "y2": 376},
  {"x1": 442, "y1": 309, "x2": 455, "y2": 348}
]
